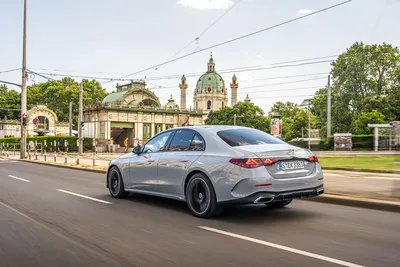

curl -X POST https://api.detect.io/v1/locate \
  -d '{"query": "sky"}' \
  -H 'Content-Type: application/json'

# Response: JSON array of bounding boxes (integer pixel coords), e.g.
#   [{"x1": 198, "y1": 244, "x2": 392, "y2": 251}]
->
[{"x1": 1, "y1": 0, "x2": 400, "y2": 112}]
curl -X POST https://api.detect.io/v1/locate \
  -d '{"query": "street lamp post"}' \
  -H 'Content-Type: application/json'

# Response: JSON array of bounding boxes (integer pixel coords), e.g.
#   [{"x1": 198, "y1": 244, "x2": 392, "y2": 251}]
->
[{"x1": 20, "y1": 0, "x2": 28, "y2": 159}]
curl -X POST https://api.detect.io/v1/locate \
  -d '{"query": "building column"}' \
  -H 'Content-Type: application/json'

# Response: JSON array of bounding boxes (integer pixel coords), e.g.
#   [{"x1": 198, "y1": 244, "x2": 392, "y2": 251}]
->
[{"x1": 374, "y1": 127, "x2": 379, "y2": 152}]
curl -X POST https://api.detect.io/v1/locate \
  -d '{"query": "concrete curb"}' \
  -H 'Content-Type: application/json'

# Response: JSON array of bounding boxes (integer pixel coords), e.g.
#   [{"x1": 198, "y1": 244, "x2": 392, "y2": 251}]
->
[
  {"x1": 13, "y1": 158, "x2": 107, "y2": 174},
  {"x1": 322, "y1": 166, "x2": 400, "y2": 174},
  {"x1": 305, "y1": 194, "x2": 400, "y2": 213}
]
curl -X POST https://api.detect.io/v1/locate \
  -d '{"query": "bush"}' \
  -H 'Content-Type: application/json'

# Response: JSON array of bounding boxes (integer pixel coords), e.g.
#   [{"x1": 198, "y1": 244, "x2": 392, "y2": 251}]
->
[
  {"x1": 0, "y1": 136, "x2": 93, "y2": 152},
  {"x1": 288, "y1": 140, "x2": 330, "y2": 151}
]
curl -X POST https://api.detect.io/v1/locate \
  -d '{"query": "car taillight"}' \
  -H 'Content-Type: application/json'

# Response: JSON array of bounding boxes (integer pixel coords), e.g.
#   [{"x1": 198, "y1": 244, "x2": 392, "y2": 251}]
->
[
  {"x1": 307, "y1": 156, "x2": 319, "y2": 162},
  {"x1": 229, "y1": 158, "x2": 280, "y2": 168},
  {"x1": 229, "y1": 158, "x2": 263, "y2": 168}
]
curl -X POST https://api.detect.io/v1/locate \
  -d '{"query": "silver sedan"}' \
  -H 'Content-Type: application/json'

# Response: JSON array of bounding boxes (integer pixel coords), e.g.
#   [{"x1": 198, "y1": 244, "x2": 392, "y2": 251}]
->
[{"x1": 106, "y1": 126, "x2": 324, "y2": 218}]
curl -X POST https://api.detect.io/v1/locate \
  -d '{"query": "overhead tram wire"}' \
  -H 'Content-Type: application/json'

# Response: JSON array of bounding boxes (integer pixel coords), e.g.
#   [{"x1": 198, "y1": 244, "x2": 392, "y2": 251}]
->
[
  {"x1": 107, "y1": 0, "x2": 352, "y2": 82},
  {"x1": 127, "y1": 0, "x2": 244, "y2": 81},
  {"x1": 32, "y1": 55, "x2": 336, "y2": 83},
  {"x1": 147, "y1": 77, "x2": 326, "y2": 91},
  {"x1": 0, "y1": 68, "x2": 21, "y2": 75}
]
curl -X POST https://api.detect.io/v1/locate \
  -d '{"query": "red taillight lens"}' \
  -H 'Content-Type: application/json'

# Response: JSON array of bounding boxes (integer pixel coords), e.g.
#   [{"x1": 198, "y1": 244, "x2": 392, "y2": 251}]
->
[
  {"x1": 262, "y1": 158, "x2": 280, "y2": 166},
  {"x1": 308, "y1": 156, "x2": 319, "y2": 162},
  {"x1": 229, "y1": 158, "x2": 263, "y2": 168},
  {"x1": 229, "y1": 158, "x2": 280, "y2": 168}
]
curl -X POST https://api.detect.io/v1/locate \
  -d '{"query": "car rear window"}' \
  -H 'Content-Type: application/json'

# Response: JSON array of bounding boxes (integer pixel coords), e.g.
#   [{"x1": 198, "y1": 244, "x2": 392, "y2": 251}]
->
[{"x1": 217, "y1": 128, "x2": 285, "y2": 147}]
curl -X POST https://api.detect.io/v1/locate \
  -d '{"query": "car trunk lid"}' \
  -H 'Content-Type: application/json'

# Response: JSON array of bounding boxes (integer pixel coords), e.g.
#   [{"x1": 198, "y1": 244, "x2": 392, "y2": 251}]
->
[{"x1": 233, "y1": 144, "x2": 316, "y2": 179}]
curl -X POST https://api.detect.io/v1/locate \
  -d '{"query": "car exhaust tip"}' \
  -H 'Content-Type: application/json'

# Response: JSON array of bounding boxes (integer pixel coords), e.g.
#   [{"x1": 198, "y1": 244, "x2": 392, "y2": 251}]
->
[
  {"x1": 317, "y1": 187, "x2": 324, "y2": 195},
  {"x1": 254, "y1": 197, "x2": 274, "y2": 204}
]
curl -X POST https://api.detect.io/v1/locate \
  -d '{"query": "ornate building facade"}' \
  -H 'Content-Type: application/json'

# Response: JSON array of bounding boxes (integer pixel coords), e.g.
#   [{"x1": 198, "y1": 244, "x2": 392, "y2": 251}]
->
[
  {"x1": 0, "y1": 105, "x2": 69, "y2": 138},
  {"x1": 82, "y1": 54, "x2": 240, "y2": 150}
]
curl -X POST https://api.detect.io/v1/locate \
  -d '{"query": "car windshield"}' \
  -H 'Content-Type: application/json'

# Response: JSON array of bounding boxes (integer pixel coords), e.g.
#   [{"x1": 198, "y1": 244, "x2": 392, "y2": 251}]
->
[{"x1": 217, "y1": 128, "x2": 285, "y2": 147}]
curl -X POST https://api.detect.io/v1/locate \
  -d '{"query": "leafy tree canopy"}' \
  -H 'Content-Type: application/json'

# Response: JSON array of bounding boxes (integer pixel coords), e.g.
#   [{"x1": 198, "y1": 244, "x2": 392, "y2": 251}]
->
[{"x1": 205, "y1": 101, "x2": 270, "y2": 133}]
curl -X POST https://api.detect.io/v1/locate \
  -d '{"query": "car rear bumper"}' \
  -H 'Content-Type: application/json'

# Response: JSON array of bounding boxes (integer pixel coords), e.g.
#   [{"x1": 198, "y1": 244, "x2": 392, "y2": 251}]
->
[{"x1": 219, "y1": 184, "x2": 324, "y2": 205}]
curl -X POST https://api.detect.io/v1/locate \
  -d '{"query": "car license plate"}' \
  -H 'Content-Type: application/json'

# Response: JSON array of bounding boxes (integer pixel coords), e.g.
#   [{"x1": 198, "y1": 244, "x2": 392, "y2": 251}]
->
[{"x1": 280, "y1": 161, "x2": 304, "y2": 170}]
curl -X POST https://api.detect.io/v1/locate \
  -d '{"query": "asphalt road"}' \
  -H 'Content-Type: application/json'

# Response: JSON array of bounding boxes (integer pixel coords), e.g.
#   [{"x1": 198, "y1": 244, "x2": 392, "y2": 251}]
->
[{"x1": 0, "y1": 159, "x2": 399, "y2": 267}]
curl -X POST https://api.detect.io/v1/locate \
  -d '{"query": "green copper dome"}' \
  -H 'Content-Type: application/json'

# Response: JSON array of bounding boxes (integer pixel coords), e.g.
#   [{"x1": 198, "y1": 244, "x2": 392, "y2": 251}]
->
[
  {"x1": 195, "y1": 53, "x2": 226, "y2": 94},
  {"x1": 196, "y1": 72, "x2": 225, "y2": 93}
]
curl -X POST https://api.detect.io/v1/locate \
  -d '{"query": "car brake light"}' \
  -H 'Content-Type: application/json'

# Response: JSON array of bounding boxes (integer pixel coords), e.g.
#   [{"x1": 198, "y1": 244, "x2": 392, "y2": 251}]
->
[
  {"x1": 229, "y1": 158, "x2": 280, "y2": 168},
  {"x1": 307, "y1": 156, "x2": 319, "y2": 162},
  {"x1": 229, "y1": 158, "x2": 263, "y2": 168}
]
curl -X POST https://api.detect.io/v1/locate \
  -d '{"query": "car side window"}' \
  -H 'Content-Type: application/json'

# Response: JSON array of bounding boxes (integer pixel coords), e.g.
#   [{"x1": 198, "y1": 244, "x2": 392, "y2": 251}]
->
[
  {"x1": 167, "y1": 130, "x2": 196, "y2": 151},
  {"x1": 189, "y1": 133, "x2": 205, "y2": 151},
  {"x1": 142, "y1": 131, "x2": 172, "y2": 153}
]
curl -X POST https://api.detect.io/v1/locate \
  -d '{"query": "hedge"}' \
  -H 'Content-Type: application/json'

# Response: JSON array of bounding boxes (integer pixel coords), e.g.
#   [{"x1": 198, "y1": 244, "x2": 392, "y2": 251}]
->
[
  {"x1": 0, "y1": 136, "x2": 93, "y2": 152},
  {"x1": 288, "y1": 140, "x2": 330, "y2": 151},
  {"x1": 290, "y1": 135, "x2": 375, "y2": 151}
]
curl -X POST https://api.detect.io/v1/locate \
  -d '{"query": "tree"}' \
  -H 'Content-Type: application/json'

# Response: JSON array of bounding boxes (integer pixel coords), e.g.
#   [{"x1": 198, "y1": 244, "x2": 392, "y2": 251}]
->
[
  {"x1": 312, "y1": 42, "x2": 400, "y2": 135},
  {"x1": 269, "y1": 101, "x2": 316, "y2": 141},
  {"x1": 354, "y1": 110, "x2": 386, "y2": 135},
  {"x1": 205, "y1": 101, "x2": 270, "y2": 133},
  {"x1": 27, "y1": 78, "x2": 108, "y2": 127},
  {"x1": 0, "y1": 85, "x2": 21, "y2": 120}
]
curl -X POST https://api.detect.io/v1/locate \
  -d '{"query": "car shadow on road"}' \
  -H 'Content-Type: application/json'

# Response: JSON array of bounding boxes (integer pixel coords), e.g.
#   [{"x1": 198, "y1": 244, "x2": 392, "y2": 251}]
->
[{"x1": 122, "y1": 193, "x2": 319, "y2": 225}]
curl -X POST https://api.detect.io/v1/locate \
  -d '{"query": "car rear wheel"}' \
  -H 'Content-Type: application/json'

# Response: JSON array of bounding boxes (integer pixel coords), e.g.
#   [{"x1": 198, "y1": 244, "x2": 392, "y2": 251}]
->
[
  {"x1": 185, "y1": 173, "x2": 222, "y2": 218},
  {"x1": 266, "y1": 199, "x2": 292, "y2": 208},
  {"x1": 108, "y1": 166, "x2": 129, "y2": 198}
]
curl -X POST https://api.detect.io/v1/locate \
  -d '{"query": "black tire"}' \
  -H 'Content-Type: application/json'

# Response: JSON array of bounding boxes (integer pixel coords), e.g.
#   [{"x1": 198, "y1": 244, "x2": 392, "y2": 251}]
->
[
  {"x1": 185, "y1": 173, "x2": 223, "y2": 218},
  {"x1": 266, "y1": 199, "x2": 292, "y2": 209},
  {"x1": 108, "y1": 166, "x2": 129, "y2": 198}
]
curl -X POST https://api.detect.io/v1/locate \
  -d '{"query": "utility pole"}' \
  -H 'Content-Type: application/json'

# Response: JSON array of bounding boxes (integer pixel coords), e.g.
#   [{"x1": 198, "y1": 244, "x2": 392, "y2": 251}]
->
[
  {"x1": 327, "y1": 75, "x2": 331, "y2": 139},
  {"x1": 69, "y1": 102, "x2": 72, "y2": 136},
  {"x1": 78, "y1": 83, "x2": 83, "y2": 154},
  {"x1": 234, "y1": 114, "x2": 237, "y2": 126},
  {"x1": 20, "y1": 0, "x2": 27, "y2": 159},
  {"x1": 308, "y1": 108, "x2": 311, "y2": 150}
]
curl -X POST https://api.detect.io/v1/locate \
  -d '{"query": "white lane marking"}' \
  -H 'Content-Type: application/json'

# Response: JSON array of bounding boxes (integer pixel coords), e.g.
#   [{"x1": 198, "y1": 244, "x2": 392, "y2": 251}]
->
[
  {"x1": 326, "y1": 173, "x2": 399, "y2": 181},
  {"x1": 0, "y1": 161, "x2": 19, "y2": 163},
  {"x1": 8, "y1": 175, "x2": 31, "y2": 183},
  {"x1": 56, "y1": 189, "x2": 112, "y2": 204},
  {"x1": 198, "y1": 226, "x2": 365, "y2": 267}
]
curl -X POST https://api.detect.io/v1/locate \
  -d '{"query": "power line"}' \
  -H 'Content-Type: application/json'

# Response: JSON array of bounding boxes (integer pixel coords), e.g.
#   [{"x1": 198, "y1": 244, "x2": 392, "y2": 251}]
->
[
  {"x1": 106, "y1": 0, "x2": 352, "y2": 82},
  {"x1": 0, "y1": 68, "x2": 21, "y2": 75},
  {"x1": 117, "y1": 0, "x2": 244, "y2": 82},
  {"x1": 239, "y1": 77, "x2": 326, "y2": 90},
  {"x1": 32, "y1": 56, "x2": 335, "y2": 84}
]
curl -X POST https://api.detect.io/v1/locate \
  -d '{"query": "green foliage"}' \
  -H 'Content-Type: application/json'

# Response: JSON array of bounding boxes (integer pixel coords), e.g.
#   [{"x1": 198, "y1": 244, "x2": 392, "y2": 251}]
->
[
  {"x1": 288, "y1": 140, "x2": 330, "y2": 151},
  {"x1": 0, "y1": 136, "x2": 93, "y2": 152},
  {"x1": 0, "y1": 85, "x2": 21, "y2": 120},
  {"x1": 353, "y1": 110, "x2": 386, "y2": 135},
  {"x1": 269, "y1": 101, "x2": 317, "y2": 142},
  {"x1": 312, "y1": 42, "x2": 400, "y2": 135},
  {"x1": 27, "y1": 78, "x2": 108, "y2": 127},
  {"x1": 205, "y1": 101, "x2": 271, "y2": 133}
]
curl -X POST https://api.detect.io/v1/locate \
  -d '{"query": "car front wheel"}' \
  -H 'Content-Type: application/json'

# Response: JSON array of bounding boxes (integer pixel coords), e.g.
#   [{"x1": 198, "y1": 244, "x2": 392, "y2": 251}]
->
[
  {"x1": 108, "y1": 166, "x2": 129, "y2": 198},
  {"x1": 185, "y1": 173, "x2": 222, "y2": 218}
]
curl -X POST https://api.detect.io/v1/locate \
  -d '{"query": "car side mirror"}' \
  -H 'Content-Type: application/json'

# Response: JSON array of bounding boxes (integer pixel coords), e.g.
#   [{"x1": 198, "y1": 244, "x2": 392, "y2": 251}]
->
[{"x1": 132, "y1": 145, "x2": 142, "y2": 154}]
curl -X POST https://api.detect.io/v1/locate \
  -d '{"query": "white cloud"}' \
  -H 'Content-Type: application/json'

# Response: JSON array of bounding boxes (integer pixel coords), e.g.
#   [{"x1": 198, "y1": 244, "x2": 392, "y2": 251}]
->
[
  {"x1": 297, "y1": 9, "x2": 313, "y2": 15},
  {"x1": 257, "y1": 54, "x2": 262, "y2": 59},
  {"x1": 177, "y1": 0, "x2": 233, "y2": 9}
]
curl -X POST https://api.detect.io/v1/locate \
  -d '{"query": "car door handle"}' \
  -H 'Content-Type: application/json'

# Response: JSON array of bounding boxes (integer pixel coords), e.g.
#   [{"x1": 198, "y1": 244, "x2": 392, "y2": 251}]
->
[
  {"x1": 148, "y1": 159, "x2": 155, "y2": 162},
  {"x1": 180, "y1": 160, "x2": 188, "y2": 163}
]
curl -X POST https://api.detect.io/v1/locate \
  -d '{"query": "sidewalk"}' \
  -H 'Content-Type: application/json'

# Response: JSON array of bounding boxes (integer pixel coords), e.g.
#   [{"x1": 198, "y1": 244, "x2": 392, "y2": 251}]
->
[{"x1": 2, "y1": 152, "x2": 399, "y2": 204}]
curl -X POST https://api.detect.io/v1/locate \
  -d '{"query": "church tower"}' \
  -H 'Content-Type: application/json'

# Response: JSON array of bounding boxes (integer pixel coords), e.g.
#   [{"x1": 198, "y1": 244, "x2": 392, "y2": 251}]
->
[
  {"x1": 193, "y1": 53, "x2": 228, "y2": 112},
  {"x1": 179, "y1": 75, "x2": 187, "y2": 110},
  {"x1": 230, "y1": 74, "x2": 238, "y2": 106}
]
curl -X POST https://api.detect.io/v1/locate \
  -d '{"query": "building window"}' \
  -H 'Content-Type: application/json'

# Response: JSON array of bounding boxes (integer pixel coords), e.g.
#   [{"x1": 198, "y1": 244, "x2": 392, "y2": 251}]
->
[
  {"x1": 207, "y1": 101, "x2": 212, "y2": 110},
  {"x1": 222, "y1": 101, "x2": 224, "y2": 108},
  {"x1": 154, "y1": 124, "x2": 163, "y2": 135},
  {"x1": 196, "y1": 102, "x2": 198, "y2": 110},
  {"x1": 208, "y1": 87, "x2": 211, "y2": 93},
  {"x1": 165, "y1": 124, "x2": 174, "y2": 130},
  {"x1": 143, "y1": 123, "x2": 152, "y2": 141}
]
